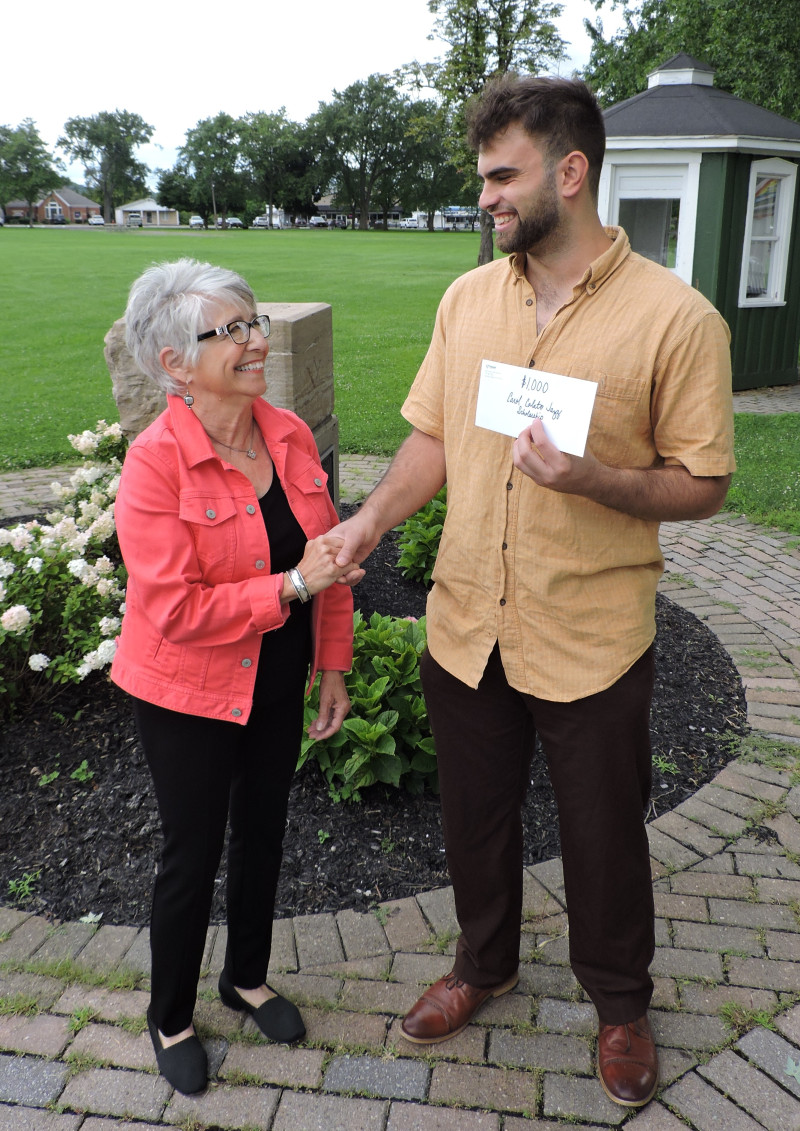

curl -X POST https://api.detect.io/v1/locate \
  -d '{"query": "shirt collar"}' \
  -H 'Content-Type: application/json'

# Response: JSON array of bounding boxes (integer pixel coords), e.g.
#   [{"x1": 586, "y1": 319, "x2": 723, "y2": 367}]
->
[
  {"x1": 508, "y1": 225, "x2": 631, "y2": 295},
  {"x1": 167, "y1": 395, "x2": 294, "y2": 469}
]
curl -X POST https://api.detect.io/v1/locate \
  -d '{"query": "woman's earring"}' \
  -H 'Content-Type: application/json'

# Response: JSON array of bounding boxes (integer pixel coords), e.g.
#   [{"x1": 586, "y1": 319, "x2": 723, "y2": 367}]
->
[{"x1": 183, "y1": 385, "x2": 194, "y2": 407}]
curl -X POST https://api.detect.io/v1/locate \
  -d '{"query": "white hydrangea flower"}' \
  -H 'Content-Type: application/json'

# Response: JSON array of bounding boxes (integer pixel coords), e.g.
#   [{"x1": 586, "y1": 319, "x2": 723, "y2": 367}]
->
[
  {"x1": 49, "y1": 481, "x2": 71, "y2": 502},
  {"x1": 1, "y1": 604, "x2": 31, "y2": 633},
  {"x1": 94, "y1": 555, "x2": 114, "y2": 575},
  {"x1": 98, "y1": 616, "x2": 121, "y2": 636},
  {"x1": 103, "y1": 421, "x2": 123, "y2": 440},
  {"x1": 67, "y1": 558, "x2": 90, "y2": 580},
  {"x1": 26, "y1": 557, "x2": 44, "y2": 574},
  {"x1": 69, "y1": 430, "x2": 99, "y2": 456},
  {"x1": 0, "y1": 559, "x2": 15, "y2": 578},
  {"x1": 28, "y1": 653, "x2": 51, "y2": 672},
  {"x1": 9, "y1": 526, "x2": 34, "y2": 552},
  {"x1": 88, "y1": 512, "x2": 115, "y2": 541},
  {"x1": 0, "y1": 581, "x2": 6, "y2": 603},
  {"x1": 76, "y1": 637, "x2": 117, "y2": 678}
]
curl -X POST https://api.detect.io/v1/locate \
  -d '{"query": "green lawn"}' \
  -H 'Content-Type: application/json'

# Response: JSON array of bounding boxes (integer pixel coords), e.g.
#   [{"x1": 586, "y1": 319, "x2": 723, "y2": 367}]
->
[
  {"x1": 0, "y1": 226, "x2": 480, "y2": 468},
  {"x1": 0, "y1": 226, "x2": 798, "y2": 535}
]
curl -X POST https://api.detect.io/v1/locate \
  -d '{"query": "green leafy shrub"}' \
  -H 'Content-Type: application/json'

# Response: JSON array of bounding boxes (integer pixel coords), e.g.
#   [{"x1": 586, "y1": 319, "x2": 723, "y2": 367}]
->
[
  {"x1": 300, "y1": 611, "x2": 437, "y2": 801},
  {"x1": 0, "y1": 422, "x2": 127, "y2": 719},
  {"x1": 395, "y1": 487, "x2": 447, "y2": 584}
]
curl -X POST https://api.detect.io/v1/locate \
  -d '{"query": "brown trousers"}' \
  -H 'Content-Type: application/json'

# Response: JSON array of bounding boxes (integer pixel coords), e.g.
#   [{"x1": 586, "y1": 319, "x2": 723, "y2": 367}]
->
[{"x1": 420, "y1": 642, "x2": 655, "y2": 1025}]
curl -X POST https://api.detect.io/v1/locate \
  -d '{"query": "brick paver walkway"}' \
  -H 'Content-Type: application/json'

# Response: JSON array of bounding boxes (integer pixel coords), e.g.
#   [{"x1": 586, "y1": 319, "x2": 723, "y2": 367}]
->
[{"x1": 1, "y1": 391, "x2": 799, "y2": 1128}]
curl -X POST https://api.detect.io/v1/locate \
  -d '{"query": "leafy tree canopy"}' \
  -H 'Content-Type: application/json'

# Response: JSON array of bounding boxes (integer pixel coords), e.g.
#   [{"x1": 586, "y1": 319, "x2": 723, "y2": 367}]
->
[
  {"x1": 585, "y1": 0, "x2": 800, "y2": 120},
  {"x1": 0, "y1": 119, "x2": 63, "y2": 220},
  {"x1": 58, "y1": 110, "x2": 153, "y2": 221},
  {"x1": 178, "y1": 112, "x2": 246, "y2": 222}
]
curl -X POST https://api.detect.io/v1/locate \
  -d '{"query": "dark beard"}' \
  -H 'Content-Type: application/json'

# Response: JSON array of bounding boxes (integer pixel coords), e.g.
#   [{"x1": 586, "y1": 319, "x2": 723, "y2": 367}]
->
[{"x1": 494, "y1": 201, "x2": 562, "y2": 256}]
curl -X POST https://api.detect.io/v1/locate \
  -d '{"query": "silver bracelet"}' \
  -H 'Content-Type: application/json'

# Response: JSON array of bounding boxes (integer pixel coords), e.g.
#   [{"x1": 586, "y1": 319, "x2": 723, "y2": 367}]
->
[{"x1": 286, "y1": 566, "x2": 311, "y2": 603}]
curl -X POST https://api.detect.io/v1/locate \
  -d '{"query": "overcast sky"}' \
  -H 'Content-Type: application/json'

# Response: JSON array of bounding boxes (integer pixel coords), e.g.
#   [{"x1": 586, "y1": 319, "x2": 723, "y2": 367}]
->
[{"x1": 4, "y1": 0, "x2": 619, "y2": 185}]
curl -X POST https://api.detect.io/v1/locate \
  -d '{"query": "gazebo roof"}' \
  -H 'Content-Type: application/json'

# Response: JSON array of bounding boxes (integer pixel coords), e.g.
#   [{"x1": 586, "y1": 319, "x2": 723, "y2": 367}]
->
[{"x1": 603, "y1": 54, "x2": 800, "y2": 146}]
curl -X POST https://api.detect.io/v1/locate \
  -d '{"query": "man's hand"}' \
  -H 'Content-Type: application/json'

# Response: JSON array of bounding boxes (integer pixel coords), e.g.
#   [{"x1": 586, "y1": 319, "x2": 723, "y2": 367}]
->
[
  {"x1": 512, "y1": 418, "x2": 731, "y2": 522},
  {"x1": 512, "y1": 418, "x2": 597, "y2": 495}
]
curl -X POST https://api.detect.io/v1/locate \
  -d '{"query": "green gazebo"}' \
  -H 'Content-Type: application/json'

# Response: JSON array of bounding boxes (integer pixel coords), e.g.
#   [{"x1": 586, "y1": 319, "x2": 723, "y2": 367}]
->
[{"x1": 600, "y1": 53, "x2": 800, "y2": 389}]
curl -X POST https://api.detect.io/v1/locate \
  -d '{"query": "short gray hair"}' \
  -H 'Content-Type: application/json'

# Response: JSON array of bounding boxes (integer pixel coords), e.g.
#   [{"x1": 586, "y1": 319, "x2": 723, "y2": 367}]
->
[{"x1": 125, "y1": 258, "x2": 257, "y2": 394}]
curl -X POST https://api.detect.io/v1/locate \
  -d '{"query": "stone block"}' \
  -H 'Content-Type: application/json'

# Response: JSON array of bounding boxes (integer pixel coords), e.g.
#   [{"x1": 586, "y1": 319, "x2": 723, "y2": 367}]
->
[
  {"x1": 651, "y1": 1010, "x2": 730, "y2": 1051},
  {"x1": 738, "y1": 1026, "x2": 800, "y2": 1098},
  {"x1": 542, "y1": 1073, "x2": 626, "y2": 1124},
  {"x1": 415, "y1": 887, "x2": 458, "y2": 937},
  {"x1": 0, "y1": 1104, "x2": 82, "y2": 1130},
  {"x1": 488, "y1": 1030, "x2": 592, "y2": 1073},
  {"x1": 293, "y1": 912, "x2": 345, "y2": 968},
  {"x1": 0, "y1": 1012, "x2": 71, "y2": 1057},
  {"x1": 301, "y1": 1005, "x2": 388, "y2": 1050},
  {"x1": 663, "y1": 1072, "x2": 763, "y2": 1130},
  {"x1": 58, "y1": 1066, "x2": 170, "y2": 1121},
  {"x1": 104, "y1": 317, "x2": 166, "y2": 442},
  {"x1": 0, "y1": 1052, "x2": 69, "y2": 1106},
  {"x1": 165, "y1": 1081, "x2": 280, "y2": 1128},
  {"x1": 219, "y1": 1041, "x2": 325, "y2": 1088},
  {"x1": 699, "y1": 1048, "x2": 800, "y2": 1130},
  {"x1": 339, "y1": 979, "x2": 421, "y2": 1017},
  {"x1": 378, "y1": 898, "x2": 433, "y2": 952},
  {"x1": 428, "y1": 1062, "x2": 535, "y2": 1114},
  {"x1": 324, "y1": 1053, "x2": 430, "y2": 1100},
  {"x1": 67, "y1": 1021, "x2": 154, "y2": 1070},
  {"x1": 335, "y1": 909, "x2": 390, "y2": 960},
  {"x1": 272, "y1": 1090, "x2": 388, "y2": 1130},
  {"x1": 388, "y1": 1102, "x2": 501, "y2": 1129}
]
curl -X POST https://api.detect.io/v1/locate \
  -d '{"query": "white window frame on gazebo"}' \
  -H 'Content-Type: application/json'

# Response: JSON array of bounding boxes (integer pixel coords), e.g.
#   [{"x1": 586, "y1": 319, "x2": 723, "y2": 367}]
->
[
  {"x1": 738, "y1": 156, "x2": 797, "y2": 308},
  {"x1": 598, "y1": 150, "x2": 701, "y2": 285}
]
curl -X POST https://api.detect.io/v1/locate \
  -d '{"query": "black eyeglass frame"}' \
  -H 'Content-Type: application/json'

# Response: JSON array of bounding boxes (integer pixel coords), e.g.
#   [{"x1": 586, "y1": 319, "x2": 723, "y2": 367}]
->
[{"x1": 196, "y1": 314, "x2": 271, "y2": 344}]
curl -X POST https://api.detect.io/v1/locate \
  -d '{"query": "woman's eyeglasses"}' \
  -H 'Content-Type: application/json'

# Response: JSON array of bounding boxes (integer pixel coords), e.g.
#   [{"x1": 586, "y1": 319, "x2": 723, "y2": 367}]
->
[{"x1": 197, "y1": 314, "x2": 271, "y2": 345}]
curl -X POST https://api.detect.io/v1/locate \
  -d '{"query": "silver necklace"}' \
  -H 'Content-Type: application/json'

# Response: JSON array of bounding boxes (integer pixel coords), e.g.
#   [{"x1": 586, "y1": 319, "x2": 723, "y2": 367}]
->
[{"x1": 205, "y1": 419, "x2": 258, "y2": 460}]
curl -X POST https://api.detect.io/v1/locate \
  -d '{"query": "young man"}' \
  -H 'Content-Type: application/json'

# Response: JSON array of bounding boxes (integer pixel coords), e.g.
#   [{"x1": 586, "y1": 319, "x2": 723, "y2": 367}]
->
[{"x1": 334, "y1": 74, "x2": 734, "y2": 1108}]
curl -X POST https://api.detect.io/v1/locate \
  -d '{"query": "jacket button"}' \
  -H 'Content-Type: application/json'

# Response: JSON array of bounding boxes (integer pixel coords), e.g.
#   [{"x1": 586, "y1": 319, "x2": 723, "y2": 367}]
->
[
  {"x1": 206, "y1": 509, "x2": 216, "y2": 519},
  {"x1": 526, "y1": 298, "x2": 533, "y2": 306},
  {"x1": 507, "y1": 482, "x2": 513, "y2": 490},
  {"x1": 502, "y1": 542, "x2": 508, "y2": 550},
  {"x1": 246, "y1": 504, "x2": 256, "y2": 514},
  {"x1": 255, "y1": 560, "x2": 265, "y2": 569},
  {"x1": 241, "y1": 658, "x2": 252, "y2": 668},
  {"x1": 231, "y1": 707, "x2": 242, "y2": 717},
  {"x1": 314, "y1": 477, "x2": 322, "y2": 487},
  {"x1": 500, "y1": 598, "x2": 507, "y2": 606}
]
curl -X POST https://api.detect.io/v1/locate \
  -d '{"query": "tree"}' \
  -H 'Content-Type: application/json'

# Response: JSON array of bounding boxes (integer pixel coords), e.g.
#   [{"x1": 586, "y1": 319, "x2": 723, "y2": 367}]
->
[
  {"x1": 308, "y1": 74, "x2": 412, "y2": 231},
  {"x1": 0, "y1": 119, "x2": 63, "y2": 224},
  {"x1": 585, "y1": 0, "x2": 800, "y2": 120},
  {"x1": 58, "y1": 110, "x2": 154, "y2": 221},
  {"x1": 418, "y1": 0, "x2": 567, "y2": 263},
  {"x1": 178, "y1": 113, "x2": 246, "y2": 227},
  {"x1": 397, "y1": 100, "x2": 468, "y2": 230},
  {"x1": 239, "y1": 110, "x2": 315, "y2": 226}
]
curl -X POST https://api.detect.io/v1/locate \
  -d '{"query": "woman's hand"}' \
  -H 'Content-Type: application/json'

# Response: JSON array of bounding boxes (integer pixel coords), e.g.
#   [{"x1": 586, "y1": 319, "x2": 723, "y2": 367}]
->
[
  {"x1": 307, "y1": 670, "x2": 350, "y2": 740},
  {"x1": 290, "y1": 533, "x2": 365, "y2": 600}
]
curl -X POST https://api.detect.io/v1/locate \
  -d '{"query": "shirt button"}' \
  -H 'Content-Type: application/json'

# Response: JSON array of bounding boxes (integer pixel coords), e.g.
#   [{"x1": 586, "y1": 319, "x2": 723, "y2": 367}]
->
[
  {"x1": 506, "y1": 482, "x2": 513, "y2": 491},
  {"x1": 205, "y1": 509, "x2": 216, "y2": 519},
  {"x1": 502, "y1": 542, "x2": 508, "y2": 550},
  {"x1": 314, "y1": 477, "x2": 322, "y2": 487},
  {"x1": 500, "y1": 598, "x2": 507, "y2": 606},
  {"x1": 255, "y1": 560, "x2": 266, "y2": 569},
  {"x1": 241, "y1": 658, "x2": 252, "y2": 668},
  {"x1": 587, "y1": 282, "x2": 596, "y2": 292},
  {"x1": 231, "y1": 707, "x2": 242, "y2": 717},
  {"x1": 525, "y1": 298, "x2": 533, "y2": 307},
  {"x1": 246, "y1": 504, "x2": 256, "y2": 514}
]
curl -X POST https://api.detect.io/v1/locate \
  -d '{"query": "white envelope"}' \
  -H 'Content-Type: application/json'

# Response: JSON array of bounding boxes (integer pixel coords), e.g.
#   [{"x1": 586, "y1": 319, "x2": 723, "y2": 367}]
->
[{"x1": 475, "y1": 359, "x2": 598, "y2": 457}]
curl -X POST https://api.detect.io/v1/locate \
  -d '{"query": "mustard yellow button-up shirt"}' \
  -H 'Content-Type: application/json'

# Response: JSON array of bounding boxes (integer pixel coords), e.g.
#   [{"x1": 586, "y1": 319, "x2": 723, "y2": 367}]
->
[{"x1": 402, "y1": 228, "x2": 735, "y2": 701}]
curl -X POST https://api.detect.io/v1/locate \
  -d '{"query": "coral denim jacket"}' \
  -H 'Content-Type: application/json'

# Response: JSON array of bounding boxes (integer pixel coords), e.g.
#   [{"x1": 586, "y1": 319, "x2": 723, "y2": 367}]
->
[{"x1": 110, "y1": 396, "x2": 353, "y2": 724}]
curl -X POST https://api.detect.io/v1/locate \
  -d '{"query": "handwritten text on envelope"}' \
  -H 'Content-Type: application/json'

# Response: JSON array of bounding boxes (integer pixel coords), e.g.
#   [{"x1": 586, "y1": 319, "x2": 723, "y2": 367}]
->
[{"x1": 475, "y1": 359, "x2": 598, "y2": 457}]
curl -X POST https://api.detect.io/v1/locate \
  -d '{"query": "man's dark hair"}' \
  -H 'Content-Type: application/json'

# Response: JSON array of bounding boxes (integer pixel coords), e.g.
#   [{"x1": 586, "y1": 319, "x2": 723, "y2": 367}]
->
[{"x1": 466, "y1": 74, "x2": 606, "y2": 199}]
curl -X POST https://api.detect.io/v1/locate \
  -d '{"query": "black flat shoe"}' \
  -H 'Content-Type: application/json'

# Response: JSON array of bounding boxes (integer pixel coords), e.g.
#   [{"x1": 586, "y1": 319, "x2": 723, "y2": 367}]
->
[
  {"x1": 146, "y1": 1008, "x2": 207, "y2": 1095},
  {"x1": 218, "y1": 969, "x2": 306, "y2": 1043}
]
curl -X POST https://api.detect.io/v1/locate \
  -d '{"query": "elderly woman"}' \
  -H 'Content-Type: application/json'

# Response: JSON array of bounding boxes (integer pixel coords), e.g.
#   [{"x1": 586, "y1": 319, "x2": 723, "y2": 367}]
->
[{"x1": 110, "y1": 258, "x2": 359, "y2": 1095}]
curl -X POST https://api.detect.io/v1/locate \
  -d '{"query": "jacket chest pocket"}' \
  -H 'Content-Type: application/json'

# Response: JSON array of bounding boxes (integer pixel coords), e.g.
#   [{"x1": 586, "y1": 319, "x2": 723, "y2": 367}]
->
[{"x1": 180, "y1": 495, "x2": 239, "y2": 576}]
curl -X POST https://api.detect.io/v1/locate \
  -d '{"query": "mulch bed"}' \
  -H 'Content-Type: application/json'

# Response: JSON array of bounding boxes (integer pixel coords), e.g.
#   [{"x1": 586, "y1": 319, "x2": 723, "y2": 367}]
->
[{"x1": 0, "y1": 510, "x2": 748, "y2": 926}]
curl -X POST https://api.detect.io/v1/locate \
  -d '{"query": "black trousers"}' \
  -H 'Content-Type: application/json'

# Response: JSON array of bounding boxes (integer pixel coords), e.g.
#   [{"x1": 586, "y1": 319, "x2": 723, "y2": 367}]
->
[
  {"x1": 133, "y1": 653, "x2": 307, "y2": 1037},
  {"x1": 421, "y1": 643, "x2": 655, "y2": 1025}
]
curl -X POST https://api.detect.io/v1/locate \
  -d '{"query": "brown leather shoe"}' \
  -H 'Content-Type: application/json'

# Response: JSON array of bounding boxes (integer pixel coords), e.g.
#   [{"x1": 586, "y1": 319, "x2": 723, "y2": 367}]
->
[
  {"x1": 597, "y1": 1014, "x2": 658, "y2": 1107},
  {"x1": 400, "y1": 970, "x2": 519, "y2": 1044}
]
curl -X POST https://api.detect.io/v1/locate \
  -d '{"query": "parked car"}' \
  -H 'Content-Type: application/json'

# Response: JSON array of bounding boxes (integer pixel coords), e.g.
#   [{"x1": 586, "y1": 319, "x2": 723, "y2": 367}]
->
[
  {"x1": 49, "y1": 215, "x2": 67, "y2": 225},
  {"x1": 126, "y1": 213, "x2": 142, "y2": 228},
  {"x1": 309, "y1": 216, "x2": 329, "y2": 227},
  {"x1": 189, "y1": 215, "x2": 204, "y2": 229},
  {"x1": 252, "y1": 215, "x2": 283, "y2": 228},
  {"x1": 88, "y1": 215, "x2": 105, "y2": 226},
  {"x1": 215, "y1": 216, "x2": 244, "y2": 228}
]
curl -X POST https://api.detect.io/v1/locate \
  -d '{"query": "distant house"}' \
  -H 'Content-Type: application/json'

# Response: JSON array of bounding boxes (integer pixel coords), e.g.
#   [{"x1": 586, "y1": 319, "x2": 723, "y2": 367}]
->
[
  {"x1": 115, "y1": 198, "x2": 179, "y2": 227},
  {"x1": 3, "y1": 187, "x2": 101, "y2": 224}
]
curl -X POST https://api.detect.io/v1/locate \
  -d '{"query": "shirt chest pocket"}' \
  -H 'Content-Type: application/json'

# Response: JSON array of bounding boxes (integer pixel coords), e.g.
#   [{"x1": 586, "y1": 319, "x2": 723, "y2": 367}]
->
[
  {"x1": 587, "y1": 373, "x2": 656, "y2": 469},
  {"x1": 180, "y1": 495, "x2": 239, "y2": 575}
]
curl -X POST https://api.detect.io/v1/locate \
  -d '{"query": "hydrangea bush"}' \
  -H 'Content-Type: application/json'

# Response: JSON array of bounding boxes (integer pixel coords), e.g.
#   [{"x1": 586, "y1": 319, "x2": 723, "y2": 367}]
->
[{"x1": 0, "y1": 421, "x2": 127, "y2": 718}]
